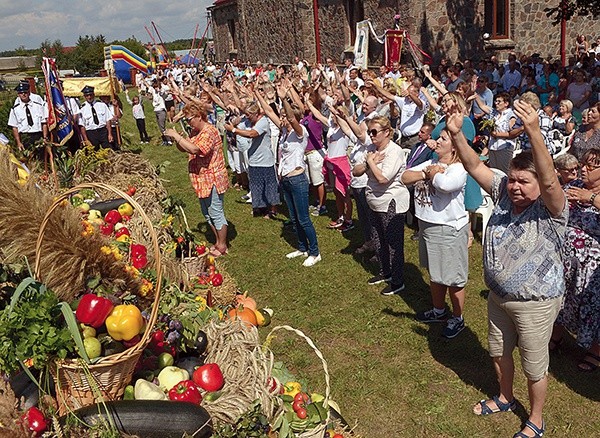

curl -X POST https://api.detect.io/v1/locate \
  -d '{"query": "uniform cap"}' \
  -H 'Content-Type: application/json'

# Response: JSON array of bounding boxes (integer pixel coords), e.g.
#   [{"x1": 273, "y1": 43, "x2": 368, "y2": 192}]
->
[
  {"x1": 14, "y1": 82, "x2": 30, "y2": 92},
  {"x1": 81, "y1": 85, "x2": 95, "y2": 95}
]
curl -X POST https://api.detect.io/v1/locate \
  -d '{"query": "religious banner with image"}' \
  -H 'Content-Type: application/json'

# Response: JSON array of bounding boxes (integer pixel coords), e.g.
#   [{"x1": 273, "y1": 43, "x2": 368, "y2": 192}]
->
[
  {"x1": 354, "y1": 20, "x2": 370, "y2": 70},
  {"x1": 384, "y1": 30, "x2": 404, "y2": 68}
]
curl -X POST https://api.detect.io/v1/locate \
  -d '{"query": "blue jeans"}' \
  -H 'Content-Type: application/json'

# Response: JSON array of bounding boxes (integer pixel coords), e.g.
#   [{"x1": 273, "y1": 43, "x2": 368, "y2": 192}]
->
[
  {"x1": 280, "y1": 173, "x2": 319, "y2": 256},
  {"x1": 199, "y1": 185, "x2": 227, "y2": 230}
]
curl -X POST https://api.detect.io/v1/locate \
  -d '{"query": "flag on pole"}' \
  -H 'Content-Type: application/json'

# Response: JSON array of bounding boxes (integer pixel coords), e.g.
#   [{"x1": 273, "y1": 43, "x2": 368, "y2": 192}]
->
[
  {"x1": 42, "y1": 57, "x2": 74, "y2": 146},
  {"x1": 384, "y1": 30, "x2": 404, "y2": 68}
]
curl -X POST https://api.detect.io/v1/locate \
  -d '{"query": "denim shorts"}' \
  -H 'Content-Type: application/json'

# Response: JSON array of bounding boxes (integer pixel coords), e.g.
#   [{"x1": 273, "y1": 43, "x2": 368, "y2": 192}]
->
[{"x1": 199, "y1": 185, "x2": 227, "y2": 230}]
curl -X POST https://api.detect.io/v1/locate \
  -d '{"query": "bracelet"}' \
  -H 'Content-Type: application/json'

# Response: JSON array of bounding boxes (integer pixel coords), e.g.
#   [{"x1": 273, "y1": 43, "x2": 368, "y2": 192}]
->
[
  {"x1": 590, "y1": 193, "x2": 597, "y2": 205},
  {"x1": 422, "y1": 170, "x2": 427, "y2": 180},
  {"x1": 232, "y1": 127, "x2": 237, "y2": 134}
]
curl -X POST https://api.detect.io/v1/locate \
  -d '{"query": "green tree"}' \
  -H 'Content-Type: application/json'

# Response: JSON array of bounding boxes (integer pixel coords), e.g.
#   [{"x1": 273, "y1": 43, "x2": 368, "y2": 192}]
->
[
  {"x1": 71, "y1": 35, "x2": 106, "y2": 75},
  {"x1": 545, "y1": 0, "x2": 600, "y2": 24}
]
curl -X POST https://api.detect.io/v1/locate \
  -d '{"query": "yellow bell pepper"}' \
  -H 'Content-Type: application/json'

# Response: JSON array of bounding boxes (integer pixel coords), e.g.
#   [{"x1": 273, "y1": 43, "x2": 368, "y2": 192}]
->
[
  {"x1": 106, "y1": 304, "x2": 144, "y2": 341},
  {"x1": 283, "y1": 381, "x2": 302, "y2": 397}
]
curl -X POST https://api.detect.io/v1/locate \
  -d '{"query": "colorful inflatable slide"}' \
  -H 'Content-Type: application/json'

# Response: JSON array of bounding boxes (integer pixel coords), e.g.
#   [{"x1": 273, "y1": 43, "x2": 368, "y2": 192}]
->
[{"x1": 104, "y1": 45, "x2": 149, "y2": 83}]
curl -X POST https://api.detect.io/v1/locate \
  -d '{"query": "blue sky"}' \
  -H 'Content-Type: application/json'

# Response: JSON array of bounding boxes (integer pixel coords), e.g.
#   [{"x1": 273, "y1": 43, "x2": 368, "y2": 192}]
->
[{"x1": 0, "y1": 0, "x2": 213, "y2": 52}]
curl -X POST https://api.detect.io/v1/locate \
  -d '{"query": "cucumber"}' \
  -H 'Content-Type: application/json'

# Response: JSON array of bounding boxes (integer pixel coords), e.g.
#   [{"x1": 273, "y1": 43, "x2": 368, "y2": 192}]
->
[{"x1": 62, "y1": 400, "x2": 212, "y2": 438}]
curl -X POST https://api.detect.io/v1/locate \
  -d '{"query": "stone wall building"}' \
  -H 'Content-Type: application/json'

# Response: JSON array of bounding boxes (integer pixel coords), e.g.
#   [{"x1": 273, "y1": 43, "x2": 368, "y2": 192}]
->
[{"x1": 209, "y1": 0, "x2": 599, "y2": 65}]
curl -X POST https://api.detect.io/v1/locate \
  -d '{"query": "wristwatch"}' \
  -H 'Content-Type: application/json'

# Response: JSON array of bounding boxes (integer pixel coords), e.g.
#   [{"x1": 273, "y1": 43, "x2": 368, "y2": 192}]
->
[{"x1": 232, "y1": 127, "x2": 237, "y2": 134}]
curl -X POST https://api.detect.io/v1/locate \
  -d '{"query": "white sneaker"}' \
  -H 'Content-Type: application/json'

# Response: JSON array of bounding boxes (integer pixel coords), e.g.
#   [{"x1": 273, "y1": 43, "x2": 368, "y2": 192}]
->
[
  {"x1": 302, "y1": 254, "x2": 322, "y2": 267},
  {"x1": 286, "y1": 250, "x2": 308, "y2": 259}
]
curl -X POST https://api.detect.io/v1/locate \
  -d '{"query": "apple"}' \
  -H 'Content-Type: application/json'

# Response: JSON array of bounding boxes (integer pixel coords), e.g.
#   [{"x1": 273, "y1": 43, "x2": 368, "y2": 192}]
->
[
  {"x1": 79, "y1": 203, "x2": 91, "y2": 213},
  {"x1": 83, "y1": 337, "x2": 102, "y2": 359},
  {"x1": 118, "y1": 203, "x2": 134, "y2": 217}
]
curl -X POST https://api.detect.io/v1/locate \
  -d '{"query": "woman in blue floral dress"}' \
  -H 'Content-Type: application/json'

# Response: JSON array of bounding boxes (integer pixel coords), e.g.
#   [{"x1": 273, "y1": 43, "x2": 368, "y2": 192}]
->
[{"x1": 552, "y1": 148, "x2": 600, "y2": 372}]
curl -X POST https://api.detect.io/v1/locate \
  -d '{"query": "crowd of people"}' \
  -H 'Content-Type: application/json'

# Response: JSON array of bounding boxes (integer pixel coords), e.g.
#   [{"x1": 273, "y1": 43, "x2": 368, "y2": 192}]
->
[{"x1": 5, "y1": 35, "x2": 600, "y2": 438}]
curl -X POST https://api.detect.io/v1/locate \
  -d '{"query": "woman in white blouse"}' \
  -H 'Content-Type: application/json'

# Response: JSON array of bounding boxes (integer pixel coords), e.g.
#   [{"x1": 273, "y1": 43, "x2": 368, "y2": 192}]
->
[
  {"x1": 401, "y1": 128, "x2": 469, "y2": 339},
  {"x1": 255, "y1": 87, "x2": 321, "y2": 267}
]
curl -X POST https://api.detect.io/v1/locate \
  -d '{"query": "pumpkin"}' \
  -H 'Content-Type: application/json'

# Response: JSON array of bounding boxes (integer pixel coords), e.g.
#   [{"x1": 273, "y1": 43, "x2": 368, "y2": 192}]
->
[
  {"x1": 235, "y1": 293, "x2": 257, "y2": 311},
  {"x1": 228, "y1": 306, "x2": 258, "y2": 326}
]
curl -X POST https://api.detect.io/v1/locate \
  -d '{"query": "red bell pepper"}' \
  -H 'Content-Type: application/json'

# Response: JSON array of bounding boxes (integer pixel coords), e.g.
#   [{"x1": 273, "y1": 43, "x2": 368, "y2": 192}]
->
[
  {"x1": 76, "y1": 294, "x2": 114, "y2": 328},
  {"x1": 131, "y1": 244, "x2": 148, "y2": 269},
  {"x1": 168, "y1": 380, "x2": 203, "y2": 404},
  {"x1": 21, "y1": 406, "x2": 47, "y2": 435},
  {"x1": 210, "y1": 273, "x2": 223, "y2": 287}
]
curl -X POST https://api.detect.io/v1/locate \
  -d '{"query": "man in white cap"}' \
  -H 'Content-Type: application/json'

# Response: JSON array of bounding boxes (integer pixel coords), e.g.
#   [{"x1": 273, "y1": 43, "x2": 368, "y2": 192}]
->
[
  {"x1": 78, "y1": 85, "x2": 112, "y2": 148},
  {"x1": 8, "y1": 81, "x2": 48, "y2": 159}
]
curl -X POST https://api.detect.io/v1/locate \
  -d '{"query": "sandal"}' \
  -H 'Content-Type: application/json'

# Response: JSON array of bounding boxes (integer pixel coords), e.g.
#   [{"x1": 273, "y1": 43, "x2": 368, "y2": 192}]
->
[
  {"x1": 209, "y1": 247, "x2": 228, "y2": 258},
  {"x1": 513, "y1": 419, "x2": 545, "y2": 438},
  {"x1": 577, "y1": 352, "x2": 600, "y2": 372},
  {"x1": 473, "y1": 395, "x2": 515, "y2": 416},
  {"x1": 548, "y1": 336, "x2": 563, "y2": 352}
]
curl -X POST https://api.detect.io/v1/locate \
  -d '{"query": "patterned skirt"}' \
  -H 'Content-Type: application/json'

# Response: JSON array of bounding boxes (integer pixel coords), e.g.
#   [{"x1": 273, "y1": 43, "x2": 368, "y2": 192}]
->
[
  {"x1": 557, "y1": 227, "x2": 600, "y2": 349},
  {"x1": 248, "y1": 165, "x2": 281, "y2": 209}
]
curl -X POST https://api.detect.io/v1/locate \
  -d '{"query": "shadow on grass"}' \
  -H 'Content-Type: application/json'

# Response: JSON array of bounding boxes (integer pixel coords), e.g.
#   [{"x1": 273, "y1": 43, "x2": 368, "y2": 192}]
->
[
  {"x1": 194, "y1": 220, "x2": 238, "y2": 249},
  {"x1": 381, "y1": 264, "x2": 527, "y2": 417},
  {"x1": 548, "y1": 340, "x2": 600, "y2": 402}
]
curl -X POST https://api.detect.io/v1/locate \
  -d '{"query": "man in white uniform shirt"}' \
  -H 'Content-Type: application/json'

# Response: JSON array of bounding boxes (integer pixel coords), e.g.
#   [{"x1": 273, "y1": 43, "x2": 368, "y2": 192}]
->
[
  {"x1": 8, "y1": 82, "x2": 48, "y2": 158},
  {"x1": 78, "y1": 85, "x2": 112, "y2": 148}
]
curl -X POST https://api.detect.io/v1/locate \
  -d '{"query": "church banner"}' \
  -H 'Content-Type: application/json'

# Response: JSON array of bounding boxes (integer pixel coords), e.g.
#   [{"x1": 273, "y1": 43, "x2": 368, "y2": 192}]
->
[
  {"x1": 384, "y1": 30, "x2": 404, "y2": 68},
  {"x1": 354, "y1": 20, "x2": 370, "y2": 70}
]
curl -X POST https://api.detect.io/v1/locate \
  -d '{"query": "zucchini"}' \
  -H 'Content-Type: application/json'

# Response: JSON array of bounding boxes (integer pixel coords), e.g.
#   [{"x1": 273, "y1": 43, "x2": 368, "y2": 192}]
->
[
  {"x1": 62, "y1": 400, "x2": 212, "y2": 438},
  {"x1": 88, "y1": 198, "x2": 126, "y2": 215}
]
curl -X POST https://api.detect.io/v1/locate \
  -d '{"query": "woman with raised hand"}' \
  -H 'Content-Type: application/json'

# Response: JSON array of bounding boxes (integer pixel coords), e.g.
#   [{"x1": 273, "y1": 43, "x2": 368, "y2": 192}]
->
[
  {"x1": 446, "y1": 99, "x2": 567, "y2": 438},
  {"x1": 254, "y1": 85, "x2": 321, "y2": 267}
]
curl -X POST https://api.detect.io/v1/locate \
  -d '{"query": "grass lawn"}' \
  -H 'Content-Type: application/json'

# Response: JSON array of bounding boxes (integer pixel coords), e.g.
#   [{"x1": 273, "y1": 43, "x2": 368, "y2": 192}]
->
[{"x1": 85, "y1": 93, "x2": 600, "y2": 436}]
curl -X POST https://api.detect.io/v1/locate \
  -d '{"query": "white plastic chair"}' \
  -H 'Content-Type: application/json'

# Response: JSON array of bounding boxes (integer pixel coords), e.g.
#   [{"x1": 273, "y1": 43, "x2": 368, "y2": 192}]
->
[{"x1": 474, "y1": 186, "x2": 494, "y2": 246}]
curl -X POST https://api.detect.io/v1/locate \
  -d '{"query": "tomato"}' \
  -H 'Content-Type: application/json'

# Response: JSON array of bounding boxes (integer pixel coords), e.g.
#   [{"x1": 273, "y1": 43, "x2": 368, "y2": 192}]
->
[
  {"x1": 292, "y1": 400, "x2": 305, "y2": 412},
  {"x1": 192, "y1": 363, "x2": 225, "y2": 392},
  {"x1": 294, "y1": 392, "x2": 309, "y2": 403},
  {"x1": 151, "y1": 330, "x2": 165, "y2": 345},
  {"x1": 333, "y1": 434, "x2": 344, "y2": 438},
  {"x1": 296, "y1": 407, "x2": 307, "y2": 419}
]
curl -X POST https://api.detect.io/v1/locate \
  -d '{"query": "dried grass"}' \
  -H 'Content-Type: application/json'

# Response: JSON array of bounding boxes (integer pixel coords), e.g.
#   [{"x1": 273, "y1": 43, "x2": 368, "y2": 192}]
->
[
  {"x1": 0, "y1": 150, "x2": 139, "y2": 302},
  {"x1": 0, "y1": 380, "x2": 28, "y2": 438}
]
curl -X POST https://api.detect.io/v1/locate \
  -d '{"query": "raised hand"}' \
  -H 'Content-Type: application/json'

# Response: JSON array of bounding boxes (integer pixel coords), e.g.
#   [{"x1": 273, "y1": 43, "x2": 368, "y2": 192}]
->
[
  {"x1": 445, "y1": 111, "x2": 464, "y2": 135},
  {"x1": 513, "y1": 99, "x2": 539, "y2": 133}
]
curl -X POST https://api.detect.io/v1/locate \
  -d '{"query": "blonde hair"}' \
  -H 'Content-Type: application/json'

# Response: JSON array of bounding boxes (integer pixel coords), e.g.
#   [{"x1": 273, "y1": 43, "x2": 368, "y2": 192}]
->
[
  {"x1": 519, "y1": 91, "x2": 541, "y2": 110},
  {"x1": 367, "y1": 116, "x2": 393, "y2": 139},
  {"x1": 559, "y1": 99, "x2": 573, "y2": 113},
  {"x1": 442, "y1": 91, "x2": 467, "y2": 114},
  {"x1": 182, "y1": 101, "x2": 208, "y2": 121}
]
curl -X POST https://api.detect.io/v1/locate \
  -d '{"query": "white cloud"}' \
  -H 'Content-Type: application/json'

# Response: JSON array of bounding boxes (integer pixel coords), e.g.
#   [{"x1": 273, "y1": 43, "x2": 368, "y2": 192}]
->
[{"x1": 0, "y1": 0, "x2": 214, "y2": 51}]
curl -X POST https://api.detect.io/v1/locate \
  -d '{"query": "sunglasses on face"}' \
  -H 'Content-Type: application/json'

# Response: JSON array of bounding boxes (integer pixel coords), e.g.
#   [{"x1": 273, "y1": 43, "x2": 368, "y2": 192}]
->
[{"x1": 368, "y1": 129, "x2": 385, "y2": 137}]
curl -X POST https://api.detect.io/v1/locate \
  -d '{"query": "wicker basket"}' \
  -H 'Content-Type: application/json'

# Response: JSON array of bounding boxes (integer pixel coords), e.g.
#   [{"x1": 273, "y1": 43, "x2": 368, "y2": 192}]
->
[
  {"x1": 34, "y1": 182, "x2": 163, "y2": 415},
  {"x1": 266, "y1": 325, "x2": 331, "y2": 438}
]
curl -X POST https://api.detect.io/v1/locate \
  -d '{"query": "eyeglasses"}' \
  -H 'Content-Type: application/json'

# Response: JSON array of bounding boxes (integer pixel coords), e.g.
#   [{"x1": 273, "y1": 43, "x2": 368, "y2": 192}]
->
[
  {"x1": 559, "y1": 166, "x2": 578, "y2": 173},
  {"x1": 441, "y1": 97, "x2": 454, "y2": 105},
  {"x1": 185, "y1": 116, "x2": 195, "y2": 123},
  {"x1": 368, "y1": 129, "x2": 385, "y2": 137}
]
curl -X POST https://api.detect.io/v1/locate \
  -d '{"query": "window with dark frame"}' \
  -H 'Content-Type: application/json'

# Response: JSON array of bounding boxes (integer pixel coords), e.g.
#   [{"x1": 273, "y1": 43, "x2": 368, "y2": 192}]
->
[{"x1": 484, "y1": 0, "x2": 510, "y2": 39}]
